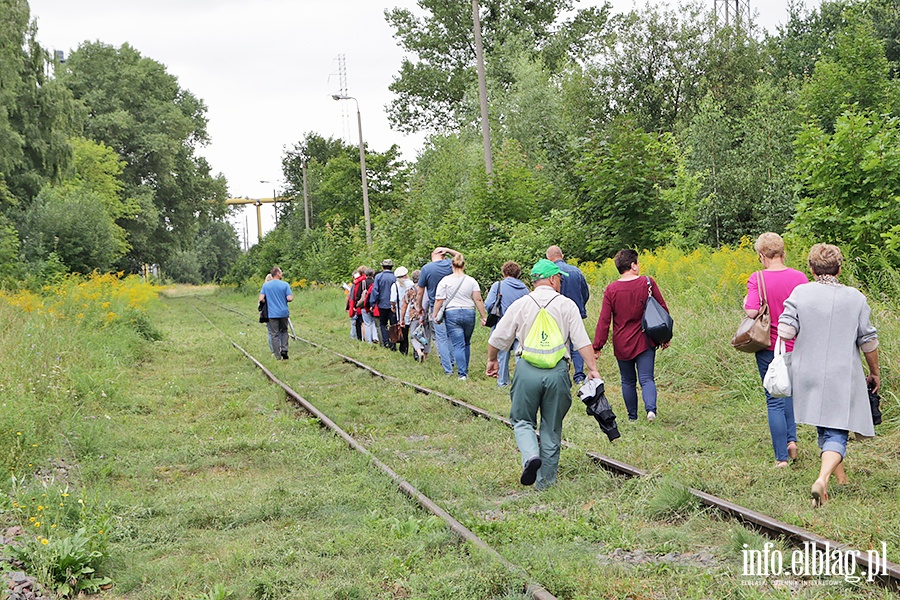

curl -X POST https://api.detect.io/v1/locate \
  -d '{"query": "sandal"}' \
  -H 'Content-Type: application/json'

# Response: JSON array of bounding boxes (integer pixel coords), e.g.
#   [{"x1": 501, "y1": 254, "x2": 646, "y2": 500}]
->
[{"x1": 811, "y1": 480, "x2": 828, "y2": 508}]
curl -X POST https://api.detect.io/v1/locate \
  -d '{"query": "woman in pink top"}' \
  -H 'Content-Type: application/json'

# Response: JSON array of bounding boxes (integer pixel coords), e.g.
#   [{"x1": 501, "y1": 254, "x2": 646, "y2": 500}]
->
[{"x1": 743, "y1": 233, "x2": 808, "y2": 467}]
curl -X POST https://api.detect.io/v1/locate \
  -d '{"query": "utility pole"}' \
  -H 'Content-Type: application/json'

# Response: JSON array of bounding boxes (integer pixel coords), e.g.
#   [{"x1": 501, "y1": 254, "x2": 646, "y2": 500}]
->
[
  {"x1": 472, "y1": 0, "x2": 492, "y2": 174},
  {"x1": 302, "y1": 160, "x2": 310, "y2": 230}
]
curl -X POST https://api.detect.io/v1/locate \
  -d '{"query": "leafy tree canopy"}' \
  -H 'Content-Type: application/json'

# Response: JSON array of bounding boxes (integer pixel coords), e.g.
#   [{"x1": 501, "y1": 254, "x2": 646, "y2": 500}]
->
[
  {"x1": 59, "y1": 41, "x2": 228, "y2": 269},
  {"x1": 0, "y1": 0, "x2": 80, "y2": 207},
  {"x1": 384, "y1": 0, "x2": 611, "y2": 133}
]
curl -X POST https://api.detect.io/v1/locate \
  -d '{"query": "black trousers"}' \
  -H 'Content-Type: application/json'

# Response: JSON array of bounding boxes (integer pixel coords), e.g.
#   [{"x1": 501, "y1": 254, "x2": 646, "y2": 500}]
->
[{"x1": 378, "y1": 310, "x2": 398, "y2": 350}]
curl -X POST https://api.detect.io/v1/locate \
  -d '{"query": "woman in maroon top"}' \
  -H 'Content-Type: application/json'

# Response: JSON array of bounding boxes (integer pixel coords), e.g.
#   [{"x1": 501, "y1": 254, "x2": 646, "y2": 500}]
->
[{"x1": 593, "y1": 249, "x2": 670, "y2": 421}]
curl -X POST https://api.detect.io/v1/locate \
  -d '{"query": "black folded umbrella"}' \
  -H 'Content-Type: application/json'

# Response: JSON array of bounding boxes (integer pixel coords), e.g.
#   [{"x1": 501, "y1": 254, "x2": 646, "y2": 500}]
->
[
  {"x1": 577, "y1": 379, "x2": 620, "y2": 442},
  {"x1": 869, "y1": 386, "x2": 882, "y2": 426}
]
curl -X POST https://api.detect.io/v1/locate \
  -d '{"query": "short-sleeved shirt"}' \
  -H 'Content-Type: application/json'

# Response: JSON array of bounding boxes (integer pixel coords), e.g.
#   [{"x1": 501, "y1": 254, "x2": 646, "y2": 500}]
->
[
  {"x1": 489, "y1": 286, "x2": 592, "y2": 360},
  {"x1": 744, "y1": 269, "x2": 808, "y2": 351},
  {"x1": 435, "y1": 274, "x2": 480, "y2": 310},
  {"x1": 418, "y1": 258, "x2": 453, "y2": 309},
  {"x1": 260, "y1": 279, "x2": 292, "y2": 319}
]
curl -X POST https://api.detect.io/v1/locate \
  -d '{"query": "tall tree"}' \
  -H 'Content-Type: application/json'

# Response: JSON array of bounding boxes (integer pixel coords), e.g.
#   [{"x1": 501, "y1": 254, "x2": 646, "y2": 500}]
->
[
  {"x1": 384, "y1": 0, "x2": 610, "y2": 133},
  {"x1": 792, "y1": 109, "x2": 900, "y2": 262},
  {"x1": 682, "y1": 81, "x2": 800, "y2": 246},
  {"x1": 585, "y1": 1, "x2": 711, "y2": 133},
  {"x1": 0, "y1": 0, "x2": 80, "y2": 208},
  {"x1": 800, "y1": 13, "x2": 897, "y2": 132},
  {"x1": 59, "y1": 42, "x2": 227, "y2": 270},
  {"x1": 575, "y1": 117, "x2": 681, "y2": 258},
  {"x1": 282, "y1": 133, "x2": 407, "y2": 231}
]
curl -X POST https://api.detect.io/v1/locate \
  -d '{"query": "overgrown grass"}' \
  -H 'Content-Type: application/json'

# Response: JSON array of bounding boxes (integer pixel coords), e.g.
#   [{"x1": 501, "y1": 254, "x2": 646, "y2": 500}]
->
[
  {"x1": 2, "y1": 246, "x2": 898, "y2": 598},
  {"x1": 0, "y1": 273, "x2": 160, "y2": 595}
]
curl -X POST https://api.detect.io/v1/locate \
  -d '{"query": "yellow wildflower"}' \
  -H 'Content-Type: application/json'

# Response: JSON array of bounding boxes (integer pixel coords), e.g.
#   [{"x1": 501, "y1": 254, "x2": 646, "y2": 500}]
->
[{"x1": 41, "y1": 538, "x2": 49, "y2": 545}]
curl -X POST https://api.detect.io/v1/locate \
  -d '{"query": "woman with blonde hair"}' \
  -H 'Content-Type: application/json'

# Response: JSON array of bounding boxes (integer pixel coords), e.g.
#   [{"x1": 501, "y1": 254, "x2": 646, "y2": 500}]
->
[
  {"x1": 743, "y1": 232, "x2": 809, "y2": 467},
  {"x1": 432, "y1": 254, "x2": 487, "y2": 380},
  {"x1": 779, "y1": 244, "x2": 879, "y2": 507}
]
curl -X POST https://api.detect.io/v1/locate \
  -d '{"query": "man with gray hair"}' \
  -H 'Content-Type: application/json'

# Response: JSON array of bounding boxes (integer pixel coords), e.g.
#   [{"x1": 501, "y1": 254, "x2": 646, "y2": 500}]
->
[{"x1": 416, "y1": 246, "x2": 460, "y2": 374}]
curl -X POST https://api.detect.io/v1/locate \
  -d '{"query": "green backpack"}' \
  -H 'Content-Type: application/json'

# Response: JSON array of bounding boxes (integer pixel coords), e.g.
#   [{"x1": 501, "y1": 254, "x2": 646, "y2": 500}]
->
[{"x1": 521, "y1": 295, "x2": 566, "y2": 369}]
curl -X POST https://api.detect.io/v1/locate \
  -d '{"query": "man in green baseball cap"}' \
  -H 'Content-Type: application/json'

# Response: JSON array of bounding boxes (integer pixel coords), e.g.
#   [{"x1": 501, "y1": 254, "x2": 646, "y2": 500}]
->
[
  {"x1": 487, "y1": 258, "x2": 599, "y2": 490},
  {"x1": 529, "y1": 258, "x2": 569, "y2": 280}
]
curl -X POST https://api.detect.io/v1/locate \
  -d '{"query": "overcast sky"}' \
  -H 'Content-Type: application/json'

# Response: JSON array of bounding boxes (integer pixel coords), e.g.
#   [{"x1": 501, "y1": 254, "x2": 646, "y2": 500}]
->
[{"x1": 28, "y1": 0, "x2": 818, "y2": 246}]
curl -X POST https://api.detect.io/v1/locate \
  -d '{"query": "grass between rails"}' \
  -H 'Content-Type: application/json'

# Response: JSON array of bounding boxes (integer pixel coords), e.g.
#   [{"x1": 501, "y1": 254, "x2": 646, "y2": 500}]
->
[
  {"x1": 201, "y1": 285, "x2": 897, "y2": 599},
  {"x1": 2, "y1": 251, "x2": 898, "y2": 598},
  {"x1": 75, "y1": 293, "x2": 533, "y2": 599}
]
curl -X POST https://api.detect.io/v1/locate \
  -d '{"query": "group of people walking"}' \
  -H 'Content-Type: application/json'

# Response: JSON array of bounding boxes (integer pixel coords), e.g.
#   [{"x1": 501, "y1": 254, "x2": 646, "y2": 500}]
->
[
  {"x1": 340, "y1": 244, "x2": 667, "y2": 490},
  {"x1": 281, "y1": 233, "x2": 883, "y2": 506}
]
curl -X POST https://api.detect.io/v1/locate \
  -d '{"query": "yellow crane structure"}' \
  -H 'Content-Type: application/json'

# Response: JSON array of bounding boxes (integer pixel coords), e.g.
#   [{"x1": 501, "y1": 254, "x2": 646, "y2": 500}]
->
[{"x1": 225, "y1": 196, "x2": 282, "y2": 241}]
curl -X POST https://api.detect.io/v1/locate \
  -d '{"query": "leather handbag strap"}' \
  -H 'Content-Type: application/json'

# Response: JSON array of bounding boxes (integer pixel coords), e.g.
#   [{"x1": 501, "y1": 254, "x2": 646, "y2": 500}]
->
[{"x1": 757, "y1": 271, "x2": 768, "y2": 308}]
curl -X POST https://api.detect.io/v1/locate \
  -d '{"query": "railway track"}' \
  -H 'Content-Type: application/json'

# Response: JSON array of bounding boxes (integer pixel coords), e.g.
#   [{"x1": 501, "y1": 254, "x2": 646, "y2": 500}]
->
[
  {"x1": 194, "y1": 296, "x2": 900, "y2": 592},
  {"x1": 191, "y1": 301, "x2": 559, "y2": 600}
]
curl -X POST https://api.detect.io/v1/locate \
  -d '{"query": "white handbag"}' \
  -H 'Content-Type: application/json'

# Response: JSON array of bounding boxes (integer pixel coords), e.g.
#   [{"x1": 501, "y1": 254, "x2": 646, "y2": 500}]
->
[{"x1": 763, "y1": 338, "x2": 792, "y2": 398}]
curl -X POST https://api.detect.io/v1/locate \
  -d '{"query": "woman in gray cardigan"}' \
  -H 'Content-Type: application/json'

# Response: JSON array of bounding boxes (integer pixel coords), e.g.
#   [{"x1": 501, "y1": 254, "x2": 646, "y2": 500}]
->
[{"x1": 778, "y1": 244, "x2": 880, "y2": 507}]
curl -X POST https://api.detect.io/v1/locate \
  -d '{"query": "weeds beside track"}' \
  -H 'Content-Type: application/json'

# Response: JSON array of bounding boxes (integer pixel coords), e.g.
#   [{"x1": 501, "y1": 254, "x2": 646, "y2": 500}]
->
[{"x1": 192, "y1": 292, "x2": 900, "y2": 597}]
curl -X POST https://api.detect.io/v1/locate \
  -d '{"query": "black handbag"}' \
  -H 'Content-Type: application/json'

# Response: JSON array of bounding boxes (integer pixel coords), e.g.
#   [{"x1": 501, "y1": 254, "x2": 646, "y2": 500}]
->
[
  {"x1": 484, "y1": 281, "x2": 502, "y2": 328},
  {"x1": 641, "y1": 277, "x2": 673, "y2": 345}
]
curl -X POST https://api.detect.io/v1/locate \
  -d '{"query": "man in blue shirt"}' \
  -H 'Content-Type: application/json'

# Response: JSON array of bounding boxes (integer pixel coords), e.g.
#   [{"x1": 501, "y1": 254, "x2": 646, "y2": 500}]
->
[
  {"x1": 415, "y1": 246, "x2": 459, "y2": 374},
  {"x1": 547, "y1": 245, "x2": 591, "y2": 383},
  {"x1": 370, "y1": 259, "x2": 398, "y2": 350},
  {"x1": 259, "y1": 267, "x2": 294, "y2": 360}
]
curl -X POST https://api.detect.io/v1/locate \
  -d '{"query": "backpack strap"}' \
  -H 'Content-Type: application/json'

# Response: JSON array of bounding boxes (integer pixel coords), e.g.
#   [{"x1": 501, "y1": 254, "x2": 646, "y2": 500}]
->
[{"x1": 528, "y1": 292, "x2": 561, "y2": 310}]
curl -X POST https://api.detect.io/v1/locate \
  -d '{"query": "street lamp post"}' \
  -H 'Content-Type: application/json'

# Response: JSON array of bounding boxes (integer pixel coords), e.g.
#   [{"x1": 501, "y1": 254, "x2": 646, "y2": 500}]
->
[{"x1": 331, "y1": 94, "x2": 372, "y2": 247}]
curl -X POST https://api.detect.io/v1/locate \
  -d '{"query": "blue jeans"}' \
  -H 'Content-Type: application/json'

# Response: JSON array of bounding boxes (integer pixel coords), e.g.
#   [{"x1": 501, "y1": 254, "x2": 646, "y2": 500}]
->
[
  {"x1": 616, "y1": 347, "x2": 657, "y2": 419},
  {"x1": 378, "y1": 310, "x2": 397, "y2": 350},
  {"x1": 444, "y1": 309, "x2": 475, "y2": 377},
  {"x1": 570, "y1": 340, "x2": 585, "y2": 382},
  {"x1": 497, "y1": 339, "x2": 518, "y2": 387},
  {"x1": 430, "y1": 307, "x2": 454, "y2": 374},
  {"x1": 816, "y1": 427, "x2": 848, "y2": 459},
  {"x1": 755, "y1": 349, "x2": 798, "y2": 462},
  {"x1": 350, "y1": 315, "x2": 359, "y2": 340}
]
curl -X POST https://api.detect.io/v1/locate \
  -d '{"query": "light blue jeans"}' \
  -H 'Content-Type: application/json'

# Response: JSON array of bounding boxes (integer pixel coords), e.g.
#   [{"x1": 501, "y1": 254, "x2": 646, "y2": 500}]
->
[
  {"x1": 755, "y1": 348, "x2": 798, "y2": 462},
  {"x1": 616, "y1": 347, "x2": 657, "y2": 419},
  {"x1": 444, "y1": 309, "x2": 476, "y2": 377},
  {"x1": 430, "y1": 307, "x2": 454, "y2": 374},
  {"x1": 817, "y1": 427, "x2": 848, "y2": 459},
  {"x1": 497, "y1": 340, "x2": 518, "y2": 387},
  {"x1": 350, "y1": 315, "x2": 359, "y2": 340},
  {"x1": 361, "y1": 310, "x2": 378, "y2": 343}
]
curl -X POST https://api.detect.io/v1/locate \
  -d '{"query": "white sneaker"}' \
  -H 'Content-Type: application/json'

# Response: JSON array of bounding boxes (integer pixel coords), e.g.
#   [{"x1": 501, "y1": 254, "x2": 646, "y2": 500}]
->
[
  {"x1": 458, "y1": 375, "x2": 467, "y2": 381},
  {"x1": 647, "y1": 411, "x2": 656, "y2": 422}
]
